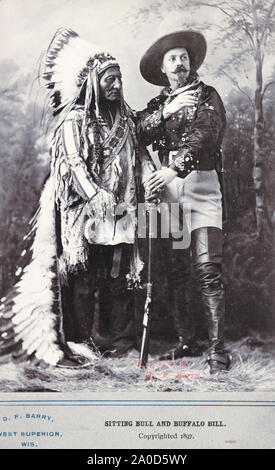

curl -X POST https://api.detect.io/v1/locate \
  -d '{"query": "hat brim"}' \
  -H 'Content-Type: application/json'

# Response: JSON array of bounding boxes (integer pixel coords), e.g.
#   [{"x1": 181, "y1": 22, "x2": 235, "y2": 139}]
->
[{"x1": 140, "y1": 31, "x2": 207, "y2": 86}]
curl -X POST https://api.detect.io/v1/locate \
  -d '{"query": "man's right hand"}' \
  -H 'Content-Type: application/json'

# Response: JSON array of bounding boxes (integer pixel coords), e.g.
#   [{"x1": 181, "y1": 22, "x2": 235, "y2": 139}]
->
[{"x1": 163, "y1": 90, "x2": 197, "y2": 120}]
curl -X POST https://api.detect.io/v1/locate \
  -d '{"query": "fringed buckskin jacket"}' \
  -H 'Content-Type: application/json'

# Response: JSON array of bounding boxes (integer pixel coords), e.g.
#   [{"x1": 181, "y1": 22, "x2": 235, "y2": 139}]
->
[
  {"x1": 0, "y1": 103, "x2": 154, "y2": 366},
  {"x1": 51, "y1": 103, "x2": 153, "y2": 279}
]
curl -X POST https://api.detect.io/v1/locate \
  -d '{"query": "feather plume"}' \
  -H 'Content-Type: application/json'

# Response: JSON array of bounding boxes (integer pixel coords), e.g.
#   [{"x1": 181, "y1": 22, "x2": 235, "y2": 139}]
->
[
  {"x1": 40, "y1": 27, "x2": 118, "y2": 116},
  {"x1": 0, "y1": 176, "x2": 64, "y2": 366},
  {"x1": 41, "y1": 28, "x2": 103, "y2": 113}
]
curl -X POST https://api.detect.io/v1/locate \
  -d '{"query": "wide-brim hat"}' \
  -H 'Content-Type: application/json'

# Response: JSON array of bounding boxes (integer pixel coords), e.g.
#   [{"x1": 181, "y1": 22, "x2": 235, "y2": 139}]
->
[{"x1": 140, "y1": 30, "x2": 207, "y2": 86}]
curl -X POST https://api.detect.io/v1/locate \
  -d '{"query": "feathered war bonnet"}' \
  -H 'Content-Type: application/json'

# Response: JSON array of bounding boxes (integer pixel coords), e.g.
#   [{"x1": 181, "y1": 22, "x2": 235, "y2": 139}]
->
[
  {"x1": 41, "y1": 27, "x2": 120, "y2": 117},
  {"x1": 41, "y1": 28, "x2": 124, "y2": 176}
]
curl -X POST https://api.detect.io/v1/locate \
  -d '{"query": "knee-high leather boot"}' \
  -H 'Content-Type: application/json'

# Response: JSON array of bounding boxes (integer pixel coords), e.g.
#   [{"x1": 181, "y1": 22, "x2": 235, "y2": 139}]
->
[{"x1": 192, "y1": 227, "x2": 231, "y2": 374}]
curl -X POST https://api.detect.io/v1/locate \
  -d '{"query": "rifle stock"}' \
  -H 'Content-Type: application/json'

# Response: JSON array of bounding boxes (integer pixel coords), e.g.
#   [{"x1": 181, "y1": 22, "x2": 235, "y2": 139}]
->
[{"x1": 139, "y1": 281, "x2": 153, "y2": 367}]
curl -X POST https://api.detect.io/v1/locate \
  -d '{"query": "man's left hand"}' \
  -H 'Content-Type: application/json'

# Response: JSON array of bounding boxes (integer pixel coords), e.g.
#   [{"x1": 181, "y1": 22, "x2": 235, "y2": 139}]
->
[{"x1": 144, "y1": 168, "x2": 177, "y2": 193}]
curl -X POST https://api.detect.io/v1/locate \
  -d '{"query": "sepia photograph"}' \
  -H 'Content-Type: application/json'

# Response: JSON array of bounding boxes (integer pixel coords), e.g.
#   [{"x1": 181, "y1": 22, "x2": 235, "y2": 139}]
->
[{"x1": 0, "y1": 0, "x2": 274, "y2": 451}]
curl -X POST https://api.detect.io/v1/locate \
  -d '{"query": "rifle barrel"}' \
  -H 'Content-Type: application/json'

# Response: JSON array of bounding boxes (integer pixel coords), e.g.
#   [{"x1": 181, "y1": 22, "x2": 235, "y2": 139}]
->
[{"x1": 139, "y1": 203, "x2": 155, "y2": 368}]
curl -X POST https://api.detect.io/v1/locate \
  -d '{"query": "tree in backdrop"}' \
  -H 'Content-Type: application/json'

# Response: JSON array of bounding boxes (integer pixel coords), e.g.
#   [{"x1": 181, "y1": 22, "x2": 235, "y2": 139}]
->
[
  {"x1": 221, "y1": 87, "x2": 274, "y2": 338},
  {"x1": 0, "y1": 59, "x2": 48, "y2": 296},
  {"x1": 192, "y1": 0, "x2": 275, "y2": 241},
  {"x1": 222, "y1": 87, "x2": 255, "y2": 220}
]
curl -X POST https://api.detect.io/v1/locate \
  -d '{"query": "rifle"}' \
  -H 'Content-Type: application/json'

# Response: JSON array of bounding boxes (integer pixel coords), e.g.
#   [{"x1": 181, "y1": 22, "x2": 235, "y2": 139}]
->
[{"x1": 139, "y1": 203, "x2": 155, "y2": 368}]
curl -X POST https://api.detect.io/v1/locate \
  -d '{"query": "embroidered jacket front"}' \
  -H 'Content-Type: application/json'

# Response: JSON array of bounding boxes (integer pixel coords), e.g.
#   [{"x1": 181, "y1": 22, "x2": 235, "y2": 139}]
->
[{"x1": 137, "y1": 81, "x2": 226, "y2": 178}]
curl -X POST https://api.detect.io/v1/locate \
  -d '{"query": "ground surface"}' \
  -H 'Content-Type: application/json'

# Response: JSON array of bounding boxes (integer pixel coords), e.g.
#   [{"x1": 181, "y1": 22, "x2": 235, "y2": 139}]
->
[{"x1": 0, "y1": 337, "x2": 274, "y2": 393}]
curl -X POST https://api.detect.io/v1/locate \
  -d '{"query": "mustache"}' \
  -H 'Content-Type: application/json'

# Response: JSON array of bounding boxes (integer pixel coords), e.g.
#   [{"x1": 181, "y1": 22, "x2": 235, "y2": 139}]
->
[{"x1": 174, "y1": 65, "x2": 189, "y2": 73}]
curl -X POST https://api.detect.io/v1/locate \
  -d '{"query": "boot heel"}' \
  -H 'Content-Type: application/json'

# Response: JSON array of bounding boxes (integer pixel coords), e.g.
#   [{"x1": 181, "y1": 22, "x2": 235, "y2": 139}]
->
[{"x1": 207, "y1": 353, "x2": 232, "y2": 374}]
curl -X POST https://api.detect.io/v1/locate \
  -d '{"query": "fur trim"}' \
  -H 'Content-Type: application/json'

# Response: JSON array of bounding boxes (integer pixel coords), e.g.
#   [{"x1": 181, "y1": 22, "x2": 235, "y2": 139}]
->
[{"x1": 58, "y1": 248, "x2": 89, "y2": 284}]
